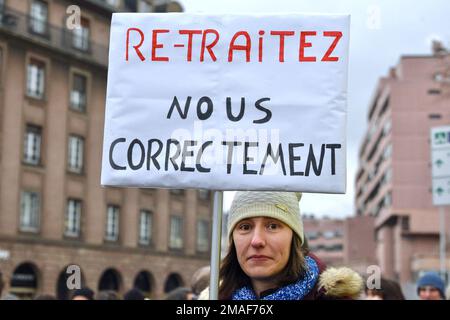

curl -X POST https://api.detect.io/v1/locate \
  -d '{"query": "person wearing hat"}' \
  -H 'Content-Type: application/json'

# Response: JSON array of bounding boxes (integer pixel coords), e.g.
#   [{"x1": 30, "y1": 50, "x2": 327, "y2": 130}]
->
[
  {"x1": 200, "y1": 191, "x2": 363, "y2": 300},
  {"x1": 416, "y1": 272, "x2": 446, "y2": 300}
]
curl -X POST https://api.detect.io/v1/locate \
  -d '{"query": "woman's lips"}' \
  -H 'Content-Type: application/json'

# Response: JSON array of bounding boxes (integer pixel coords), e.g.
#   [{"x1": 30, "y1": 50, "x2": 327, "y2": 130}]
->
[{"x1": 248, "y1": 255, "x2": 271, "y2": 261}]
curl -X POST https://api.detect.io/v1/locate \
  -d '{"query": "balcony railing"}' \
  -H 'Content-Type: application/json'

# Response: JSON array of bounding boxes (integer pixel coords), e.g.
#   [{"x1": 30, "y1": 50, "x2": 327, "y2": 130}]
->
[{"x1": 0, "y1": 5, "x2": 108, "y2": 68}]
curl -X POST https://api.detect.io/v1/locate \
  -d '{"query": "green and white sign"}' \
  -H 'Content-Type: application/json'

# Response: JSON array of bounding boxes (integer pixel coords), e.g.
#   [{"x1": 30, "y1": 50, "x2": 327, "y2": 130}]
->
[{"x1": 431, "y1": 125, "x2": 450, "y2": 206}]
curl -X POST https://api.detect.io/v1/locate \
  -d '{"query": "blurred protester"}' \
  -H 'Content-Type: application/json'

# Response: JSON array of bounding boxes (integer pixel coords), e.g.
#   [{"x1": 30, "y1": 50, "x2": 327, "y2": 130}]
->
[
  {"x1": 165, "y1": 287, "x2": 195, "y2": 300},
  {"x1": 416, "y1": 272, "x2": 445, "y2": 300},
  {"x1": 34, "y1": 294, "x2": 57, "y2": 300},
  {"x1": 446, "y1": 284, "x2": 450, "y2": 300},
  {"x1": 190, "y1": 266, "x2": 210, "y2": 298},
  {"x1": 0, "y1": 270, "x2": 3, "y2": 298},
  {"x1": 365, "y1": 277, "x2": 405, "y2": 300},
  {"x1": 123, "y1": 288, "x2": 145, "y2": 300},
  {"x1": 1, "y1": 293, "x2": 20, "y2": 300},
  {"x1": 1, "y1": 269, "x2": 19, "y2": 300},
  {"x1": 96, "y1": 290, "x2": 120, "y2": 300},
  {"x1": 71, "y1": 287, "x2": 95, "y2": 300}
]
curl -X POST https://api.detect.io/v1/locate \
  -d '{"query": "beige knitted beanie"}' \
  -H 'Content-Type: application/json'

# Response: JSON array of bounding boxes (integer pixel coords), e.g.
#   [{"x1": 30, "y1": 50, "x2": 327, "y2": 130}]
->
[{"x1": 228, "y1": 191, "x2": 304, "y2": 243}]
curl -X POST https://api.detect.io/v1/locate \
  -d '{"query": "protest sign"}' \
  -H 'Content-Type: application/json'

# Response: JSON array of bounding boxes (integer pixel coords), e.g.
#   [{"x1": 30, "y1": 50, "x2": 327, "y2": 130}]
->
[{"x1": 101, "y1": 13, "x2": 350, "y2": 192}]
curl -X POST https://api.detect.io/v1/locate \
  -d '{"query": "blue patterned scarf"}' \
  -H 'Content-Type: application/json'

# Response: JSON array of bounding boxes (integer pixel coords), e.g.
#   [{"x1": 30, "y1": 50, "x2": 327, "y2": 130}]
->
[{"x1": 231, "y1": 255, "x2": 319, "y2": 300}]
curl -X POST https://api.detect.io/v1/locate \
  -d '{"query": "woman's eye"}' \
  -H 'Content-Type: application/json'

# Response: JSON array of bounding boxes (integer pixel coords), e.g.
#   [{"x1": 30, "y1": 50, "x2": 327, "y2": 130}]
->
[
  {"x1": 267, "y1": 223, "x2": 279, "y2": 230},
  {"x1": 238, "y1": 224, "x2": 251, "y2": 231}
]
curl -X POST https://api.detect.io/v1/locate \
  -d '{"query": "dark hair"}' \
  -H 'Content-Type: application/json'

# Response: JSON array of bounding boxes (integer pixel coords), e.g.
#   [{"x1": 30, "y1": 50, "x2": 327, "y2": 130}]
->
[
  {"x1": 71, "y1": 287, "x2": 95, "y2": 300},
  {"x1": 165, "y1": 287, "x2": 193, "y2": 300},
  {"x1": 34, "y1": 294, "x2": 57, "y2": 300},
  {"x1": 96, "y1": 290, "x2": 121, "y2": 300},
  {"x1": 365, "y1": 277, "x2": 405, "y2": 300},
  {"x1": 218, "y1": 234, "x2": 309, "y2": 300},
  {"x1": 191, "y1": 266, "x2": 210, "y2": 296},
  {"x1": 0, "y1": 271, "x2": 4, "y2": 296},
  {"x1": 123, "y1": 288, "x2": 145, "y2": 300}
]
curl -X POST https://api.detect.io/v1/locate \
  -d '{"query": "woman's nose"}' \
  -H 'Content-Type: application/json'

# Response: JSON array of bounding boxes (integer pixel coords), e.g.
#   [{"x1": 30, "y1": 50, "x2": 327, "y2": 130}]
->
[{"x1": 250, "y1": 227, "x2": 266, "y2": 247}]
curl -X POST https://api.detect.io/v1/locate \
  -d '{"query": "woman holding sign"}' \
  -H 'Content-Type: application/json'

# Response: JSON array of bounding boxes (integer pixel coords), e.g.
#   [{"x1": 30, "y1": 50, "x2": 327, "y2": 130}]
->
[{"x1": 200, "y1": 191, "x2": 363, "y2": 300}]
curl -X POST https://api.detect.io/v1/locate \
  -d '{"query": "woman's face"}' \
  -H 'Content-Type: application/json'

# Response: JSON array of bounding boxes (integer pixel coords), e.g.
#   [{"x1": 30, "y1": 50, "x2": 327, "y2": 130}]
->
[{"x1": 232, "y1": 217, "x2": 293, "y2": 281}]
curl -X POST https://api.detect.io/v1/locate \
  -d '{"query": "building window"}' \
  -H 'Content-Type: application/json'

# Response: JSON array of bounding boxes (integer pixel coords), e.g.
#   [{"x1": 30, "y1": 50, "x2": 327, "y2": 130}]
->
[
  {"x1": 23, "y1": 125, "x2": 42, "y2": 165},
  {"x1": 29, "y1": 0, "x2": 48, "y2": 35},
  {"x1": 65, "y1": 199, "x2": 81, "y2": 237},
  {"x1": 433, "y1": 72, "x2": 450, "y2": 84},
  {"x1": 383, "y1": 143, "x2": 392, "y2": 160},
  {"x1": 196, "y1": 220, "x2": 209, "y2": 253},
  {"x1": 383, "y1": 168, "x2": 392, "y2": 184},
  {"x1": 72, "y1": 18, "x2": 90, "y2": 51},
  {"x1": 20, "y1": 191, "x2": 40, "y2": 232},
  {"x1": 70, "y1": 73, "x2": 87, "y2": 112},
  {"x1": 0, "y1": 47, "x2": 3, "y2": 85},
  {"x1": 428, "y1": 89, "x2": 441, "y2": 95},
  {"x1": 401, "y1": 216, "x2": 409, "y2": 231},
  {"x1": 379, "y1": 97, "x2": 390, "y2": 117},
  {"x1": 325, "y1": 244, "x2": 343, "y2": 252},
  {"x1": 106, "y1": 0, "x2": 120, "y2": 7},
  {"x1": 198, "y1": 189, "x2": 210, "y2": 201},
  {"x1": 105, "y1": 205, "x2": 119, "y2": 241},
  {"x1": 139, "y1": 210, "x2": 153, "y2": 245},
  {"x1": 26, "y1": 58, "x2": 45, "y2": 99},
  {"x1": 68, "y1": 135, "x2": 84, "y2": 173},
  {"x1": 385, "y1": 192, "x2": 392, "y2": 206},
  {"x1": 138, "y1": 0, "x2": 153, "y2": 12},
  {"x1": 306, "y1": 231, "x2": 319, "y2": 240},
  {"x1": 170, "y1": 189, "x2": 184, "y2": 195},
  {"x1": 322, "y1": 231, "x2": 335, "y2": 239},
  {"x1": 169, "y1": 216, "x2": 183, "y2": 249},
  {"x1": 434, "y1": 73, "x2": 444, "y2": 82},
  {"x1": 428, "y1": 113, "x2": 442, "y2": 120},
  {"x1": 383, "y1": 119, "x2": 391, "y2": 135}
]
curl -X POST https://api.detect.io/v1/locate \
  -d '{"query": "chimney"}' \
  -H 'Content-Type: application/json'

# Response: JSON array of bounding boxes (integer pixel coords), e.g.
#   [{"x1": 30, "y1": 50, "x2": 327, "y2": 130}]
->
[
  {"x1": 432, "y1": 40, "x2": 447, "y2": 56},
  {"x1": 389, "y1": 67, "x2": 397, "y2": 79}
]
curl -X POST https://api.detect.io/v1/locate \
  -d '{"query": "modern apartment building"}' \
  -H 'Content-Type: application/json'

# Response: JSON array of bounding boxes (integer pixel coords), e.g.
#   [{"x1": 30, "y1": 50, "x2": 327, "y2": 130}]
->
[{"x1": 355, "y1": 42, "x2": 450, "y2": 285}]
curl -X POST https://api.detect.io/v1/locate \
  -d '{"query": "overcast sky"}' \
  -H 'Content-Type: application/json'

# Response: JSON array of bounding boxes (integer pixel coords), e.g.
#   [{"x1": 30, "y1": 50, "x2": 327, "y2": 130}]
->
[{"x1": 178, "y1": 0, "x2": 450, "y2": 218}]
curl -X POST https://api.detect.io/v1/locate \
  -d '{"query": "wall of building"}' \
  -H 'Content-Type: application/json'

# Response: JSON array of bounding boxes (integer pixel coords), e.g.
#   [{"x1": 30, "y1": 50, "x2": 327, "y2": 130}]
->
[
  {"x1": 0, "y1": 0, "x2": 208, "y2": 300},
  {"x1": 356, "y1": 49, "x2": 450, "y2": 284}
]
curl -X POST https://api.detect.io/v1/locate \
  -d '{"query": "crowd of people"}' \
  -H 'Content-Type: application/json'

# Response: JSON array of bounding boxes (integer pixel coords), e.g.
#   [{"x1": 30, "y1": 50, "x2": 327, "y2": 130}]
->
[
  {"x1": 0, "y1": 265, "x2": 209, "y2": 301},
  {"x1": 1, "y1": 191, "x2": 449, "y2": 301}
]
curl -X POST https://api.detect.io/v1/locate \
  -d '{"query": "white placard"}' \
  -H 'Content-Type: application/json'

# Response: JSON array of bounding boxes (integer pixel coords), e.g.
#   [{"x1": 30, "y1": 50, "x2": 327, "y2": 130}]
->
[{"x1": 101, "y1": 13, "x2": 350, "y2": 192}]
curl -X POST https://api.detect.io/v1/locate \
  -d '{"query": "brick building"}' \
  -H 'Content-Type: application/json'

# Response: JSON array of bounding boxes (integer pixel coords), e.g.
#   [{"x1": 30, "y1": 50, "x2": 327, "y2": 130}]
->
[
  {"x1": 303, "y1": 215, "x2": 344, "y2": 267},
  {"x1": 343, "y1": 215, "x2": 376, "y2": 275},
  {"x1": 0, "y1": 0, "x2": 214, "y2": 300}
]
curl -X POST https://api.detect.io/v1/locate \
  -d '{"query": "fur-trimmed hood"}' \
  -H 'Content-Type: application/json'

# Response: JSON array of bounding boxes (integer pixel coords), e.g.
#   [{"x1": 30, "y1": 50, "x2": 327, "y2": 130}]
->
[{"x1": 314, "y1": 266, "x2": 363, "y2": 300}]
